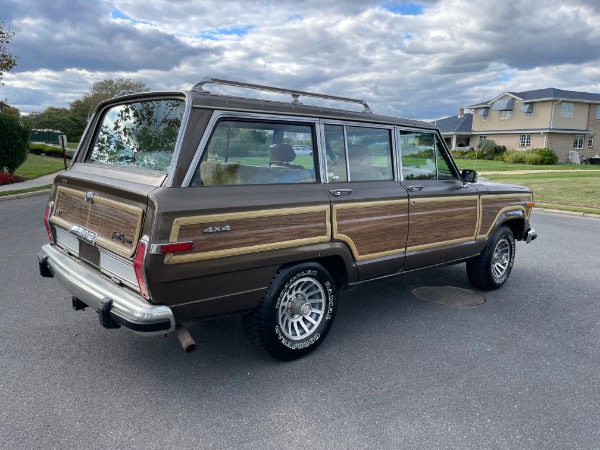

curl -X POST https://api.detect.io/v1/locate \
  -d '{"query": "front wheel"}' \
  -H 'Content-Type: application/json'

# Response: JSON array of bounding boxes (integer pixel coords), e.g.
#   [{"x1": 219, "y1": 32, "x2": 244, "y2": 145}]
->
[
  {"x1": 467, "y1": 225, "x2": 516, "y2": 290},
  {"x1": 243, "y1": 263, "x2": 338, "y2": 361}
]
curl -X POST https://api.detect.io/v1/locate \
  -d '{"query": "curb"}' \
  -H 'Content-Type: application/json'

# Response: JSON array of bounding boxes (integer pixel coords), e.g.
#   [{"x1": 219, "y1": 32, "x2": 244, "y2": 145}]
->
[
  {"x1": 0, "y1": 189, "x2": 51, "y2": 202},
  {"x1": 534, "y1": 208, "x2": 600, "y2": 219}
]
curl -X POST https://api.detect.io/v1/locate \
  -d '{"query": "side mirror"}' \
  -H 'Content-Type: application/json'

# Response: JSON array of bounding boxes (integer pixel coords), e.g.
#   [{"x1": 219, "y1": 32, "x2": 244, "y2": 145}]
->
[{"x1": 460, "y1": 169, "x2": 478, "y2": 184}]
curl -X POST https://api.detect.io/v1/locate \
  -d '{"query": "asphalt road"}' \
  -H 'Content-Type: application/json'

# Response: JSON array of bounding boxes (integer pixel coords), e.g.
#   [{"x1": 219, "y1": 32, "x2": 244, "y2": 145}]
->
[{"x1": 1, "y1": 195, "x2": 599, "y2": 449}]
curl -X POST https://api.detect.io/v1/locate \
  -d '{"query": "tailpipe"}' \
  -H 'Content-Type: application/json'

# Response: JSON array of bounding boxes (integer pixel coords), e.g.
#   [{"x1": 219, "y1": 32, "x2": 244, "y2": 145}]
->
[{"x1": 174, "y1": 325, "x2": 197, "y2": 353}]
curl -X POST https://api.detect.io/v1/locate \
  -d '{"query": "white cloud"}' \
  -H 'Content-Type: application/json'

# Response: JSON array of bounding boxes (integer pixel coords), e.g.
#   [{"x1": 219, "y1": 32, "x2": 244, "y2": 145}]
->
[{"x1": 1, "y1": 0, "x2": 600, "y2": 120}]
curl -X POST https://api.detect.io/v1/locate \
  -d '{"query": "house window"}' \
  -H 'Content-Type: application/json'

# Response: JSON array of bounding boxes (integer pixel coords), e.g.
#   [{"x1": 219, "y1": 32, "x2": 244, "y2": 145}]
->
[
  {"x1": 561, "y1": 102, "x2": 574, "y2": 117},
  {"x1": 588, "y1": 135, "x2": 594, "y2": 148},
  {"x1": 574, "y1": 135, "x2": 584, "y2": 149},
  {"x1": 520, "y1": 134, "x2": 531, "y2": 148},
  {"x1": 478, "y1": 107, "x2": 489, "y2": 121},
  {"x1": 596, "y1": 106, "x2": 600, "y2": 120},
  {"x1": 525, "y1": 112, "x2": 533, "y2": 118},
  {"x1": 520, "y1": 103, "x2": 533, "y2": 118},
  {"x1": 500, "y1": 110, "x2": 512, "y2": 120},
  {"x1": 478, "y1": 135, "x2": 487, "y2": 144}
]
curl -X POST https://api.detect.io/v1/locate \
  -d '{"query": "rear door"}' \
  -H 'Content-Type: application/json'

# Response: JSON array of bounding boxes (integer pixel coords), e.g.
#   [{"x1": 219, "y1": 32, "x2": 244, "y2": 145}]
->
[
  {"x1": 321, "y1": 122, "x2": 409, "y2": 280},
  {"x1": 398, "y1": 130, "x2": 480, "y2": 270},
  {"x1": 147, "y1": 113, "x2": 332, "y2": 314},
  {"x1": 49, "y1": 95, "x2": 188, "y2": 290}
]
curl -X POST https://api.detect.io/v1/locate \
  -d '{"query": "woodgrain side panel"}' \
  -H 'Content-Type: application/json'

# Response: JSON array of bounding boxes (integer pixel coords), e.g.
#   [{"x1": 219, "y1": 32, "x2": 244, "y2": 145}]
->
[
  {"x1": 407, "y1": 196, "x2": 479, "y2": 251},
  {"x1": 50, "y1": 187, "x2": 143, "y2": 257},
  {"x1": 479, "y1": 194, "x2": 533, "y2": 237},
  {"x1": 333, "y1": 200, "x2": 409, "y2": 261},
  {"x1": 167, "y1": 206, "x2": 330, "y2": 263}
]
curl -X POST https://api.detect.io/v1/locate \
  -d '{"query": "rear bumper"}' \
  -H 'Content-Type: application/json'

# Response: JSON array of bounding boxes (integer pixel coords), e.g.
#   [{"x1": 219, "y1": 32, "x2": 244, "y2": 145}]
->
[{"x1": 38, "y1": 244, "x2": 175, "y2": 335}]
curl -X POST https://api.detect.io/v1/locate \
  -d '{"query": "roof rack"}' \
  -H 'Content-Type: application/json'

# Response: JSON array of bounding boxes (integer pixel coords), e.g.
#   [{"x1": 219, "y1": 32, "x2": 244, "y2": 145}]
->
[{"x1": 192, "y1": 77, "x2": 372, "y2": 113}]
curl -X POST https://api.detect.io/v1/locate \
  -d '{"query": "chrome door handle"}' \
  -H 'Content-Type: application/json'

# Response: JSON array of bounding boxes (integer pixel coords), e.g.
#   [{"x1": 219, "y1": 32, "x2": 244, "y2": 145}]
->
[
  {"x1": 329, "y1": 189, "x2": 353, "y2": 196},
  {"x1": 406, "y1": 186, "x2": 424, "y2": 192}
]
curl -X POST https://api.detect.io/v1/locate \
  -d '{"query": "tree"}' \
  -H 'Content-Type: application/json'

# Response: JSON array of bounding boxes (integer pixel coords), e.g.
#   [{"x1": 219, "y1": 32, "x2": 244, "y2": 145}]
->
[
  {"x1": 70, "y1": 78, "x2": 150, "y2": 121},
  {"x1": 0, "y1": 113, "x2": 30, "y2": 174},
  {"x1": 1, "y1": 21, "x2": 17, "y2": 85}
]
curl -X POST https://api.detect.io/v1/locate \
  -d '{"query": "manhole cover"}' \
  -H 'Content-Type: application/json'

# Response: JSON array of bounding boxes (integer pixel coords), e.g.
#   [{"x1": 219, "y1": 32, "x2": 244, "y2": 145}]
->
[{"x1": 412, "y1": 286, "x2": 486, "y2": 307}]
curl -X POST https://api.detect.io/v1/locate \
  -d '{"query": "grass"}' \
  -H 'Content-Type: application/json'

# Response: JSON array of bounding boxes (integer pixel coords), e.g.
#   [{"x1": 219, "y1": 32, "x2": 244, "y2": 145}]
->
[
  {"x1": 485, "y1": 171, "x2": 600, "y2": 213},
  {"x1": 0, "y1": 184, "x2": 52, "y2": 198},
  {"x1": 456, "y1": 159, "x2": 600, "y2": 172},
  {"x1": 14, "y1": 154, "x2": 66, "y2": 179}
]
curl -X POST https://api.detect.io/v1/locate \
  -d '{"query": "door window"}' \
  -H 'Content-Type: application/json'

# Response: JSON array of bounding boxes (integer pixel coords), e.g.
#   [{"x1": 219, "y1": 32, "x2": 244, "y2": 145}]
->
[
  {"x1": 324, "y1": 124, "x2": 393, "y2": 182},
  {"x1": 192, "y1": 120, "x2": 317, "y2": 185},
  {"x1": 400, "y1": 131, "x2": 457, "y2": 180}
]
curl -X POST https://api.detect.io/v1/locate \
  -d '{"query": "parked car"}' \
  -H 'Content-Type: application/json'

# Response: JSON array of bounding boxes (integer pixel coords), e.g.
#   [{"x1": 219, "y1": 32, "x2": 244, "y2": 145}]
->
[
  {"x1": 38, "y1": 77, "x2": 537, "y2": 360},
  {"x1": 292, "y1": 145, "x2": 313, "y2": 155}
]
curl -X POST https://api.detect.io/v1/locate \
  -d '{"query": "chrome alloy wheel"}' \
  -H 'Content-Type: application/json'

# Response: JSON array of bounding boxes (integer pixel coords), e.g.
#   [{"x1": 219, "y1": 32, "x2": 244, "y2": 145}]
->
[
  {"x1": 492, "y1": 238, "x2": 511, "y2": 279},
  {"x1": 278, "y1": 277, "x2": 326, "y2": 341}
]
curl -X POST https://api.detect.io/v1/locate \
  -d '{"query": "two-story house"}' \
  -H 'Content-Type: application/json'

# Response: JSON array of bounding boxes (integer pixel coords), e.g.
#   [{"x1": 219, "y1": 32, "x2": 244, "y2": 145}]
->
[{"x1": 466, "y1": 88, "x2": 600, "y2": 163}]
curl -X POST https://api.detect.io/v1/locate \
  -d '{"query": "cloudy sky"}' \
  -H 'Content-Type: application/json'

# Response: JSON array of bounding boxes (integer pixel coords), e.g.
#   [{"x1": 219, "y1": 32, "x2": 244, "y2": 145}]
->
[{"x1": 2, "y1": 0, "x2": 600, "y2": 120}]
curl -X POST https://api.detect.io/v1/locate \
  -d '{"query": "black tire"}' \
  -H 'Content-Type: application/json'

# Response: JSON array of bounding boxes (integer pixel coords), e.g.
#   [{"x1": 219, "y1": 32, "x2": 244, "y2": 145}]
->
[
  {"x1": 243, "y1": 262, "x2": 338, "y2": 361},
  {"x1": 467, "y1": 225, "x2": 516, "y2": 291}
]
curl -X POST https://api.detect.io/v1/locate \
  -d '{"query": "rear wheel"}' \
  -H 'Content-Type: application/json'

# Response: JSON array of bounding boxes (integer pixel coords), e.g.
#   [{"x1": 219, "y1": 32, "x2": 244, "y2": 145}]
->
[
  {"x1": 243, "y1": 262, "x2": 338, "y2": 360},
  {"x1": 467, "y1": 225, "x2": 515, "y2": 290}
]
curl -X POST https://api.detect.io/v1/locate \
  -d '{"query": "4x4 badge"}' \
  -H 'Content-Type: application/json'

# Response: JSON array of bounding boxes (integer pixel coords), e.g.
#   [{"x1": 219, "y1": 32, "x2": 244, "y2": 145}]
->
[
  {"x1": 111, "y1": 231, "x2": 133, "y2": 245},
  {"x1": 203, "y1": 225, "x2": 231, "y2": 233}
]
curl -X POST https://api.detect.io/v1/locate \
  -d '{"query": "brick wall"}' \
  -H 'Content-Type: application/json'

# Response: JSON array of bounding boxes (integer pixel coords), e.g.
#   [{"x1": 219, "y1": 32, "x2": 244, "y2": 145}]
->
[
  {"x1": 586, "y1": 105, "x2": 600, "y2": 158},
  {"x1": 546, "y1": 134, "x2": 577, "y2": 163},
  {"x1": 476, "y1": 133, "x2": 546, "y2": 150}
]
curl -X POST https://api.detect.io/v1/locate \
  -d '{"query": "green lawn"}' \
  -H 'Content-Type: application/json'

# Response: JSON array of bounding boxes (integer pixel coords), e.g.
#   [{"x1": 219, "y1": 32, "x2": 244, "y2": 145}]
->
[
  {"x1": 456, "y1": 159, "x2": 600, "y2": 172},
  {"x1": 14, "y1": 154, "x2": 66, "y2": 179},
  {"x1": 485, "y1": 171, "x2": 600, "y2": 213}
]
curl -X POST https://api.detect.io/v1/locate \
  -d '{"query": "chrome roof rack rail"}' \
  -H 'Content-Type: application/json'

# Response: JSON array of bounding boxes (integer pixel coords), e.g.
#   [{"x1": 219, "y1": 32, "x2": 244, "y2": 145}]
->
[{"x1": 192, "y1": 77, "x2": 372, "y2": 113}]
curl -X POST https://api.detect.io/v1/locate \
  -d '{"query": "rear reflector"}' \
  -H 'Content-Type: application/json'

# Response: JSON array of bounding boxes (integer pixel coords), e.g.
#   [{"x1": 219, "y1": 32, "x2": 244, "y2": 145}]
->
[
  {"x1": 133, "y1": 240, "x2": 150, "y2": 299},
  {"x1": 44, "y1": 202, "x2": 54, "y2": 244},
  {"x1": 527, "y1": 202, "x2": 535, "y2": 208},
  {"x1": 149, "y1": 241, "x2": 194, "y2": 254}
]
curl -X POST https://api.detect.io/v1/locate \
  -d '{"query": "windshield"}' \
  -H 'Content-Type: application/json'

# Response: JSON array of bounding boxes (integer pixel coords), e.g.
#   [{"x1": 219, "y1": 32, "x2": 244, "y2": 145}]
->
[{"x1": 88, "y1": 98, "x2": 186, "y2": 172}]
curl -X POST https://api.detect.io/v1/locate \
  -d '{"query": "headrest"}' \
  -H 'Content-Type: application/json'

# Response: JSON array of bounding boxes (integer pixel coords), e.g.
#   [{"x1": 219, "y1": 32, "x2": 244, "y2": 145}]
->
[{"x1": 269, "y1": 143, "x2": 296, "y2": 163}]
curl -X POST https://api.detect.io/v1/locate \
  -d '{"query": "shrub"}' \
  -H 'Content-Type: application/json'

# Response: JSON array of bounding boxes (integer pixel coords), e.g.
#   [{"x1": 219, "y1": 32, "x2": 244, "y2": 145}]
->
[
  {"x1": 0, "y1": 172, "x2": 25, "y2": 186},
  {"x1": 28, "y1": 143, "x2": 71, "y2": 159},
  {"x1": 0, "y1": 113, "x2": 31, "y2": 173},
  {"x1": 477, "y1": 139, "x2": 507, "y2": 160},
  {"x1": 501, "y1": 148, "x2": 558, "y2": 165},
  {"x1": 532, "y1": 148, "x2": 558, "y2": 165}
]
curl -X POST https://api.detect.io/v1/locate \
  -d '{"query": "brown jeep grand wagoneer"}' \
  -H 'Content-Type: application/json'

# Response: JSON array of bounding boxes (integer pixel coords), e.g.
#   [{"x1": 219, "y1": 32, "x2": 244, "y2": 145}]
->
[{"x1": 38, "y1": 78, "x2": 537, "y2": 360}]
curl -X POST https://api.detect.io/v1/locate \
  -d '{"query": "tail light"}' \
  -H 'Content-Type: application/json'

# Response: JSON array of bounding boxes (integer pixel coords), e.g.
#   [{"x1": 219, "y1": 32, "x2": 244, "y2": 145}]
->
[
  {"x1": 44, "y1": 201, "x2": 54, "y2": 243},
  {"x1": 133, "y1": 240, "x2": 150, "y2": 299}
]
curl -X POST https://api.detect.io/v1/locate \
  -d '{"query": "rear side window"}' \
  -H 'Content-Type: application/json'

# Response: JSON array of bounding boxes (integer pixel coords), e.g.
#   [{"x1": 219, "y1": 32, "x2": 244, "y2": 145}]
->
[
  {"x1": 88, "y1": 98, "x2": 186, "y2": 172},
  {"x1": 193, "y1": 119, "x2": 317, "y2": 186}
]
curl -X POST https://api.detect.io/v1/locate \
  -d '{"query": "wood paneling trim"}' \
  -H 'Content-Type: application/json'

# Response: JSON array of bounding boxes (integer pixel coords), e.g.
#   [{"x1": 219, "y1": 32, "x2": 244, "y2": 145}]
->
[
  {"x1": 167, "y1": 206, "x2": 331, "y2": 264},
  {"x1": 406, "y1": 195, "x2": 479, "y2": 252},
  {"x1": 50, "y1": 187, "x2": 143, "y2": 257},
  {"x1": 333, "y1": 200, "x2": 409, "y2": 261},
  {"x1": 478, "y1": 193, "x2": 533, "y2": 238}
]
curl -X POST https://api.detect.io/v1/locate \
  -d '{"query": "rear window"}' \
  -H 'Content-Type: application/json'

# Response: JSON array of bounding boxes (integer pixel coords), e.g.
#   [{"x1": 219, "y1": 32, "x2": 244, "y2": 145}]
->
[{"x1": 87, "y1": 98, "x2": 186, "y2": 172}]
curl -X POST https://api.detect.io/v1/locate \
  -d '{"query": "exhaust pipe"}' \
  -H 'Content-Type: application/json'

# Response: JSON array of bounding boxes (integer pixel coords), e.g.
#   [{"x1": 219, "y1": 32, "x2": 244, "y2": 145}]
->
[{"x1": 174, "y1": 325, "x2": 197, "y2": 353}]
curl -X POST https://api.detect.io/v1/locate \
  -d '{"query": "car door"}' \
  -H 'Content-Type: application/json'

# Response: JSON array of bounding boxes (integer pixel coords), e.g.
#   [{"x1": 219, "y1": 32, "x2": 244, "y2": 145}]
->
[
  {"x1": 398, "y1": 130, "x2": 481, "y2": 271},
  {"x1": 321, "y1": 122, "x2": 409, "y2": 280}
]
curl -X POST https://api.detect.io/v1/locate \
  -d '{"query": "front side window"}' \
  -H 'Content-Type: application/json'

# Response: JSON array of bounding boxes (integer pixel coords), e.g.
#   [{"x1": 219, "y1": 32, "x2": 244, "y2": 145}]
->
[
  {"x1": 324, "y1": 125, "x2": 393, "y2": 182},
  {"x1": 561, "y1": 102, "x2": 574, "y2": 118},
  {"x1": 88, "y1": 98, "x2": 186, "y2": 172},
  {"x1": 574, "y1": 135, "x2": 584, "y2": 149},
  {"x1": 399, "y1": 132, "x2": 458, "y2": 181},
  {"x1": 520, "y1": 134, "x2": 531, "y2": 148},
  {"x1": 500, "y1": 110, "x2": 512, "y2": 120},
  {"x1": 193, "y1": 119, "x2": 316, "y2": 185}
]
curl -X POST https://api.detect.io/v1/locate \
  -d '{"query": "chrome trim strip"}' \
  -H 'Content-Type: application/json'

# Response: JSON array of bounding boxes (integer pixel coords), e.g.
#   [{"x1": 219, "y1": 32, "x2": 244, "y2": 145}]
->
[{"x1": 40, "y1": 244, "x2": 175, "y2": 335}]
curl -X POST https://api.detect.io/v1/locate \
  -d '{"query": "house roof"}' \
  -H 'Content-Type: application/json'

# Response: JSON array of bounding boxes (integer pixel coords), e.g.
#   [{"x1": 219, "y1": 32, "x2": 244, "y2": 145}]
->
[
  {"x1": 433, "y1": 113, "x2": 473, "y2": 134},
  {"x1": 468, "y1": 88, "x2": 600, "y2": 108}
]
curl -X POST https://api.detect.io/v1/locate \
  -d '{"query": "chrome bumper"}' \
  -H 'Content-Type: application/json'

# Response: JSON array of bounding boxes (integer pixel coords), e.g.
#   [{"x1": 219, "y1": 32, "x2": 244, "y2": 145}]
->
[
  {"x1": 38, "y1": 244, "x2": 175, "y2": 335},
  {"x1": 525, "y1": 228, "x2": 538, "y2": 244}
]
